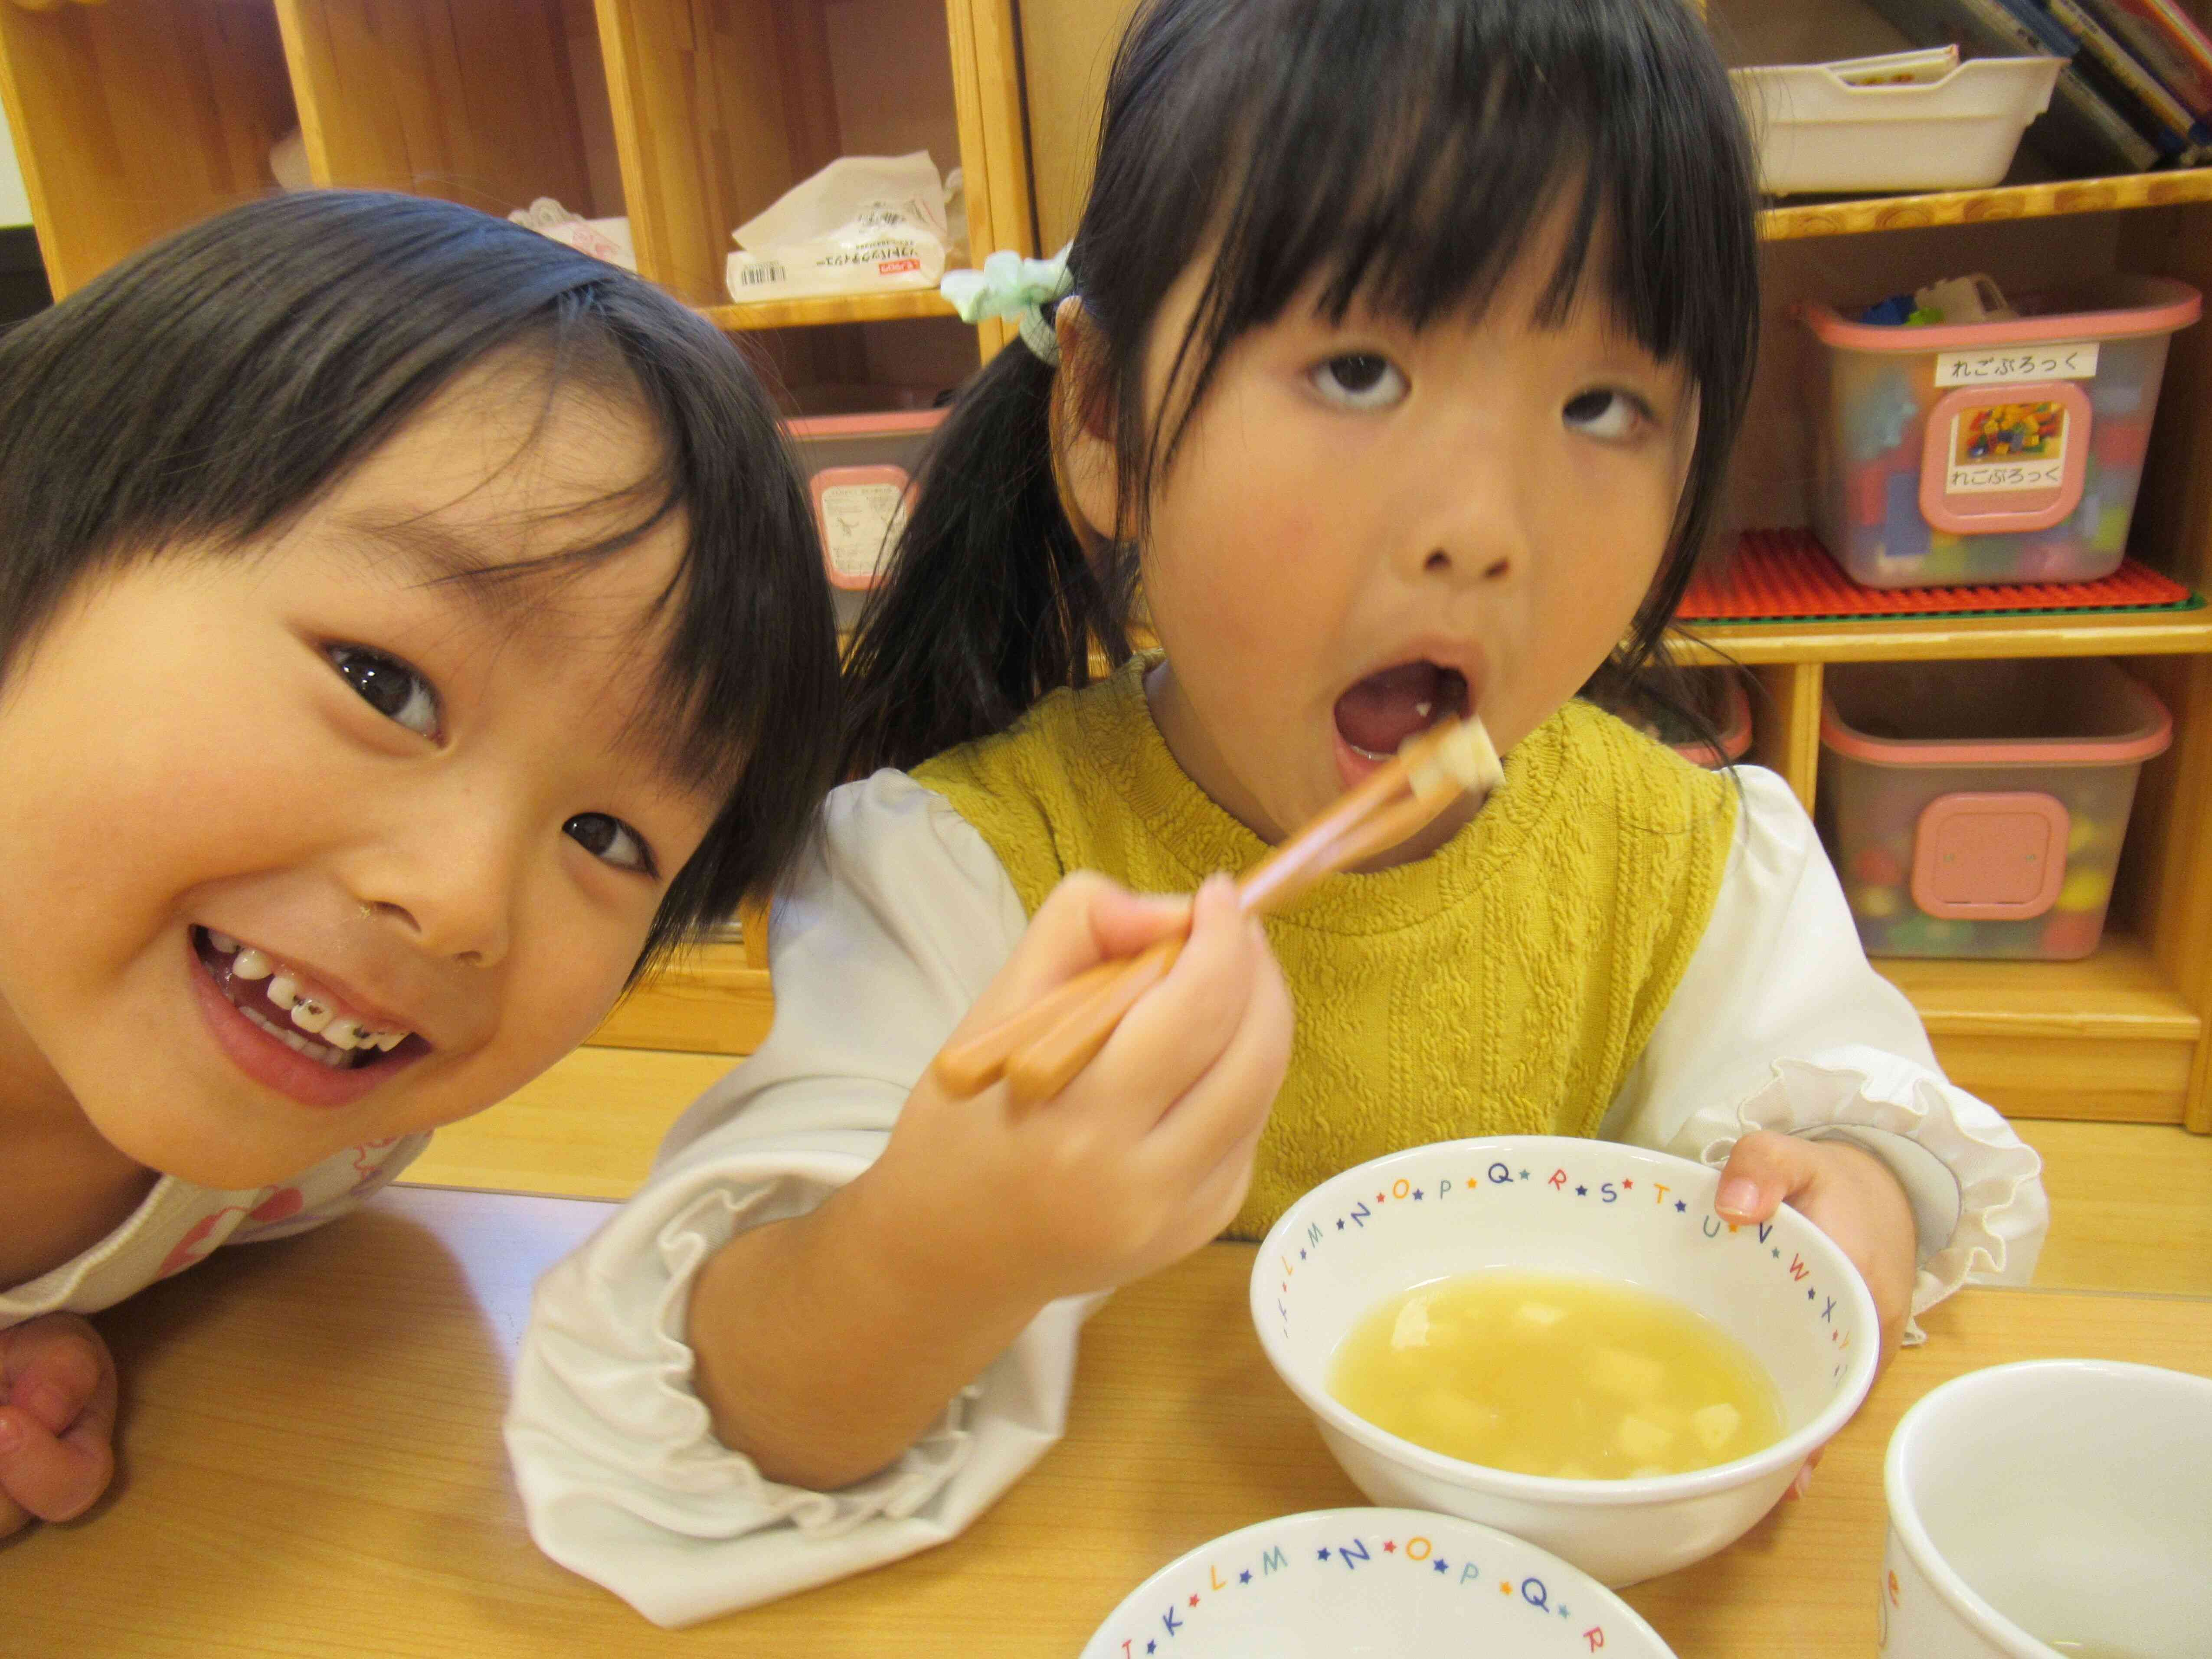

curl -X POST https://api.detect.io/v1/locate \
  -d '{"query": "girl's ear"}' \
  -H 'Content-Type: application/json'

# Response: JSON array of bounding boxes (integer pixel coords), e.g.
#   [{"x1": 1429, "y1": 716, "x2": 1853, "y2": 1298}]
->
[{"x1": 1049, "y1": 295, "x2": 1121, "y2": 556}]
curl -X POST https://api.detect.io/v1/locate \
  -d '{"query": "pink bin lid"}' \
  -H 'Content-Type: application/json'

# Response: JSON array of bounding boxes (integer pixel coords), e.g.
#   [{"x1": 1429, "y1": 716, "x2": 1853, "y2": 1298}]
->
[
  {"x1": 1801, "y1": 275, "x2": 2200, "y2": 353},
  {"x1": 1672, "y1": 674, "x2": 1754, "y2": 769},
  {"x1": 1821, "y1": 660, "x2": 2173, "y2": 769},
  {"x1": 786, "y1": 408, "x2": 948, "y2": 438}
]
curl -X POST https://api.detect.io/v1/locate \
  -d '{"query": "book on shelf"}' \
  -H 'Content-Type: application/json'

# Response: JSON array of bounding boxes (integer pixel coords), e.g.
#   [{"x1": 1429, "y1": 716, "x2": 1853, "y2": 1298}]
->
[
  {"x1": 1865, "y1": 0, "x2": 2164, "y2": 172},
  {"x1": 2077, "y1": 0, "x2": 2212, "y2": 120},
  {"x1": 2035, "y1": 0, "x2": 2212, "y2": 153}
]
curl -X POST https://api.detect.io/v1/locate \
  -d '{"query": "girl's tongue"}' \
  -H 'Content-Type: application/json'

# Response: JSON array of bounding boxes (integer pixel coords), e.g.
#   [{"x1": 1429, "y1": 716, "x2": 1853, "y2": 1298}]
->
[{"x1": 1334, "y1": 661, "x2": 1464, "y2": 756}]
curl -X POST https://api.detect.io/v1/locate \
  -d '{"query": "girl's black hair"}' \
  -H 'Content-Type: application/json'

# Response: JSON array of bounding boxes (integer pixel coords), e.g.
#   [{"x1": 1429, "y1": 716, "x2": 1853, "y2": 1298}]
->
[
  {"x1": 0, "y1": 190, "x2": 838, "y2": 973},
  {"x1": 844, "y1": 0, "x2": 1760, "y2": 776}
]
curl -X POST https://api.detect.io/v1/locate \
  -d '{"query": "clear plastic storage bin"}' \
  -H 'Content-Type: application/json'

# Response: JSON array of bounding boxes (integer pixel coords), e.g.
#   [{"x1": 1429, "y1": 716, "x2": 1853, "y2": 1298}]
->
[
  {"x1": 1818, "y1": 658, "x2": 2170, "y2": 960},
  {"x1": 1603, "y1": 669, "x2": 1753, "y2": 770},
  {"x1": 785, "y1": 408, "x2": 946, "y2": 628},
  {"x1": 1803, "y1": 276, "x2": 2200, "y2": 589}
]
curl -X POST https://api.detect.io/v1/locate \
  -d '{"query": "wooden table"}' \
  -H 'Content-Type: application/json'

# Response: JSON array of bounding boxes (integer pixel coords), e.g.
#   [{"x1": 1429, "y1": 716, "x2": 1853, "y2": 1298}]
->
[{"x1": 6, "y1": 1188, "x2": 2208, "y2": 1656}]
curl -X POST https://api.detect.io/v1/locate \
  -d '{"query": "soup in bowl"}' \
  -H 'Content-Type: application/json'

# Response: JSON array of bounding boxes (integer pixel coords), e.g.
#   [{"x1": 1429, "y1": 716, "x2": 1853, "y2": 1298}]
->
[{"x1": 1251, "y1": 1135, "x2": 1881, "y2": 1585}]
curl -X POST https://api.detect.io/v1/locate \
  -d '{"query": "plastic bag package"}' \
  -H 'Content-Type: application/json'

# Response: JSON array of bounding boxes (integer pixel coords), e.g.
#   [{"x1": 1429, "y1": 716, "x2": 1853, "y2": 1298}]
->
[
  {"x1": 725, "y1": 151, "x2": 951, "y2": 304},
  {"x1": 509, "y1": 199, "x2": 638, "y2": 274}
]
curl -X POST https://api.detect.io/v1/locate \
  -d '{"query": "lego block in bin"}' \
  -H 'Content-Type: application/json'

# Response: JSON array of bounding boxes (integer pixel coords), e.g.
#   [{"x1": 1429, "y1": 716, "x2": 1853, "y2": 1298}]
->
[
  {"x1": 1910, "y1": 791, "x2": 2068, "y2": 920},
  {"x1": 1885, "y1": 471, "x2": 1931, "y2": 558},
  {"x1": 2091, "y1": 416, "x2": 2150, "y2": 470}
]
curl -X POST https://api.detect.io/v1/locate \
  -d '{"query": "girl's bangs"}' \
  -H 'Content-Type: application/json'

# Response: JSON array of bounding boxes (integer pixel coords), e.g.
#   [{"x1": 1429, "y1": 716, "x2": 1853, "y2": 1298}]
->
[{"x1": 1168, "y1": 0, "x2": 1753, "y2": 406}]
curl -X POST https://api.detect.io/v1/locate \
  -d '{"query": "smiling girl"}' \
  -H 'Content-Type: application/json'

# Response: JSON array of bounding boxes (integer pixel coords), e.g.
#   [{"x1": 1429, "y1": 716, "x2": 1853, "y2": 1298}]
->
[
  {"x1": 0, "y1": 191, "x2": 838, "y2": 1537},
  {"x1": 506, "y1": 0, "x2": 2048, "y2": 1625}
]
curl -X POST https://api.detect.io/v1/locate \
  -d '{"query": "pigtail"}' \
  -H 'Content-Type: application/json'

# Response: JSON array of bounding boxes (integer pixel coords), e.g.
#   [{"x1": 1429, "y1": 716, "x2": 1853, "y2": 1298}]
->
[{"x1": 839, "y1": 336, "x2": 1134, "y2": 777}]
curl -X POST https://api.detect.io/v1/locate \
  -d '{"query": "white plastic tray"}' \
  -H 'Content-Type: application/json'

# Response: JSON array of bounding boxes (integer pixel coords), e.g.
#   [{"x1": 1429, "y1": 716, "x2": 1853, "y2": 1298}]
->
[{"x1": 1731, "y1": 57, "x2": 2064, "y2": 196}]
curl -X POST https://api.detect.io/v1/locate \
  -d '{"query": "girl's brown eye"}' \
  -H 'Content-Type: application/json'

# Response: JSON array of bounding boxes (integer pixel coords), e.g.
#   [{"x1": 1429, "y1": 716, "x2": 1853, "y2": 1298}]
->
[
  {"x1": 1309, "y1": 353, "x2": 1408, "y2": 409},
  {"x1": 329, "y1": 646, "x2": 439, "y2": 737},
  {"x1": 1563, "y1": 389, "x2": 1644, "y2": 442},
  {"x1": 564, "y1": 812, "x2": 656, "y2": 876}
]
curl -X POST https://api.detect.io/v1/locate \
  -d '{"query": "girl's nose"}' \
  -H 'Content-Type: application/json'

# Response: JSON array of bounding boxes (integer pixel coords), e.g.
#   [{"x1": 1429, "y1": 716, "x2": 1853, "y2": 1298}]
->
[
  {"x1": 1403, "y1": 435, "x2": 1530, "y2": 588},
  {"x1": 1423, "y1": 546, "x2": 1515, "y2": 582},
  {"x1": 346, "y1": 814, "x2": 523, "y2": 970}
]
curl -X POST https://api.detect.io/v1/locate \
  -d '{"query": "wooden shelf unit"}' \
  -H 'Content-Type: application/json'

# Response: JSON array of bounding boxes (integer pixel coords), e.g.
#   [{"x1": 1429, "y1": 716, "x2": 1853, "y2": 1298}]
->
[
  {"x1": 0, "y1": 0, "x2": 1036, "y2": 366},
  {"x1": 0, "y1": 0, "x2": 298, "y2": 298}
]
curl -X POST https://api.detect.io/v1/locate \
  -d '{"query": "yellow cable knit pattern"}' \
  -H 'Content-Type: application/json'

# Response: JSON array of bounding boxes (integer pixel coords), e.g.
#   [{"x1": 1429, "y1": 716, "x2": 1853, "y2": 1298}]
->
[{"x1": 912, "y1": 658, "x2": 1736, "y2": 1238}]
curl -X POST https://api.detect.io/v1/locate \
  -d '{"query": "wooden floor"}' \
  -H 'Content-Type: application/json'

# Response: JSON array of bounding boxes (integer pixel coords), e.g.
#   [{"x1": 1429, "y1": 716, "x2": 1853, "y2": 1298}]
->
[{"x1": 406, "y1": 1045, "x2": 2212, "y2": 1299}]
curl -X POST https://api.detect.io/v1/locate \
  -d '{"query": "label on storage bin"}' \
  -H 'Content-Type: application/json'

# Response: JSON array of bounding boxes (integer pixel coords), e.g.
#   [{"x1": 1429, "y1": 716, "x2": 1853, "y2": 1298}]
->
[
  {"x1": 818, "y1": 477, "x2": 910, "y2": 584},
  {"x1": 814, "y1": 469, "x2": 916, "y2": 592},
  {"x1": 1933, "y1": 341, "x2": 2098, "y2": 387},
  {"x1": 1943, "y1": 399, "x2": 2068, "y2": 494}
]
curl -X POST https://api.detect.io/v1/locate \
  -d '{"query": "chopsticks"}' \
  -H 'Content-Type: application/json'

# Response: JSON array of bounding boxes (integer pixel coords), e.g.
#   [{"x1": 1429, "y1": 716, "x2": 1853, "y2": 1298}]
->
[{"x1": 932, "y1": 714, "x2": 1504, "y2": 1103}]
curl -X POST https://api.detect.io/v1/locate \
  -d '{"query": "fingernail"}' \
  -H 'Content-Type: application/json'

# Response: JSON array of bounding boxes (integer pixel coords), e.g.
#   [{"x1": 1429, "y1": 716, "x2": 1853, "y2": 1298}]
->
[
  {"x1": 0, "y1": 1416, "x2": 20, "y2": 1454},
  {"x1": 1717, "y1": 1178, "x2": 1759, "y2": 1217},
  {"x1": 23, "y1": 1383, "x2": 71, "y2": 1433}
]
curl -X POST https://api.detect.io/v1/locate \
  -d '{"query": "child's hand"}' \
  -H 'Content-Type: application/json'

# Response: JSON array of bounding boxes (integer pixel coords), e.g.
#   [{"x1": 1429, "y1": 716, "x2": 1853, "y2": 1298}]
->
[
  {"x1": 0, "y1": 1312, "x2": 119, "y2": 1536},
  {"x1": 1715, "y1": 1132, "x2": 1916, "y2": 1360},
  {"x1": 868, "y1": 870, "x2": 1293, "y2": 1309},
  {"x1": 1715, "y1": 1131, "x2": 1915, "y2": 1499}
]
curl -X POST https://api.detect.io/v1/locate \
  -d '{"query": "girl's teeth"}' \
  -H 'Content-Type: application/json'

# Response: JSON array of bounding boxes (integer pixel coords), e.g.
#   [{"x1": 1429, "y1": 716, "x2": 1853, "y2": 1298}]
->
[
  {"x1": 213, "y1": 942, "x2": 411, "y2": 1057},
  {"x1": 240, "y1": 1004, "x2": 349, "y2": 1069},
  {"x1": 1414, "y1": 700, "x2": 1433, "y2": 719}
]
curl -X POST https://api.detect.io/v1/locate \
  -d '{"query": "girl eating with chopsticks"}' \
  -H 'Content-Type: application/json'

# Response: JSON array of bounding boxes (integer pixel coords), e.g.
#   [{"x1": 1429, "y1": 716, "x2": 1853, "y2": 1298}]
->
[{"x1": 507, "y1": 0, "x2": 2048, "y2": 1624}]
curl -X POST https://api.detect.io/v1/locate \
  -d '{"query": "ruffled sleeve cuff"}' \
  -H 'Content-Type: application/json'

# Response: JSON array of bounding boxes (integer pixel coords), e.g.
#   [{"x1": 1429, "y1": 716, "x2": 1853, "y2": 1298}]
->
[
  {"x1": 1672, "y1": 1045, "x2": 2048, "y2": 1332},
  {"x1": 505, "y1": 1137, "x2": 1094, "y2": 1626}
]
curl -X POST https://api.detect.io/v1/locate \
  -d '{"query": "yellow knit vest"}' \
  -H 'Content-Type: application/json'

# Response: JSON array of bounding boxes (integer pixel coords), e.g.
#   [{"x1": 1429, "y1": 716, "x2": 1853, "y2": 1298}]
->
[{"x1": 912, "y1": 659, "x2": 1737, "y2": 1239}]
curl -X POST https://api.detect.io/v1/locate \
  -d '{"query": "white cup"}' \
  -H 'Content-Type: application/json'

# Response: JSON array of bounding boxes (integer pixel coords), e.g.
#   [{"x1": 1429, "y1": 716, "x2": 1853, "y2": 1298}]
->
[{"x1": 1879, "y1": 1359, "x2": 2212, "y2": 1657}]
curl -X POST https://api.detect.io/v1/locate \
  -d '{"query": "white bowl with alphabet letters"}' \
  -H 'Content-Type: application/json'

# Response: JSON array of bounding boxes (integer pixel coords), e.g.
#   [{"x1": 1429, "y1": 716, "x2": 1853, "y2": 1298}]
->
[
  {"x1": 1078, "y1": 1508, "x2": 1675, "y2": 1659},
  {"x1": 1252, "y1": 1136, "x2": 1881, "y2": 1587}
]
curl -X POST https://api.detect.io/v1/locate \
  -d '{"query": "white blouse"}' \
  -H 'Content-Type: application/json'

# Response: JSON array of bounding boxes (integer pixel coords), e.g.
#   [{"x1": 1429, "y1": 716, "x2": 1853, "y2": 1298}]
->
[
  {"x1": 505, "y1": 764, "x2": 2047, "y2": 1627},
  {"x1": 2, "y1": 1134, "x2": 428, "y2": 1326}
]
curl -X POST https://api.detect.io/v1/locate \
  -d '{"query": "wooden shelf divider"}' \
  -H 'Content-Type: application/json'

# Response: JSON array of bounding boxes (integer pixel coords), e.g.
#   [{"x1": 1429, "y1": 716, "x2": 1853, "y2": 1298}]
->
[
  {"x1": 1670, "y1": 607, "x2": 2212, "y2": 667},
  {"x1": 1760, "y1": 168, "x2": 2212, "y2": 242},
  {"x1": 700, "y1": 288, "x2": 958, "y2": 333}
]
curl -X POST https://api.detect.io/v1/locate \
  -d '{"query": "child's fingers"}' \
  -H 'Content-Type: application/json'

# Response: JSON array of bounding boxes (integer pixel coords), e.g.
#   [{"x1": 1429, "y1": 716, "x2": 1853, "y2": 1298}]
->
[
  {"x1": 1084, "y1": 874, "x2": 1262, "y2": 1119},
  {"x1": 1138, "y1": 923, "x2": 1291, "y2": 1175},
  {"x1": 0, "y1": 1401, "x2": 114, "y2": 1525},
  {"x1": 2, "y1": 1314, "x2": 113, "y2": 1437},
  {"x1": 961, "y1": 871, "x2": 1192, "y2": 1030},
  {"x1": 1713, "y1": 1130, "x2": 1813, "y2": 1224},
  {"x1": 1181, "y1": 1099, "x2": 1275, "y2": 1244}
]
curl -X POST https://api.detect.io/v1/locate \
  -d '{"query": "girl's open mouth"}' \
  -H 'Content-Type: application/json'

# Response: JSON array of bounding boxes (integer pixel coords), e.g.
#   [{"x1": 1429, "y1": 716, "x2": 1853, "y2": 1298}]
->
[
  {"x1": 1333, "y1": 661, "x2": 1470, "y2": 760},
  {"x1": 190, "y1": 926, "x2": 426, "y2": 1074}
]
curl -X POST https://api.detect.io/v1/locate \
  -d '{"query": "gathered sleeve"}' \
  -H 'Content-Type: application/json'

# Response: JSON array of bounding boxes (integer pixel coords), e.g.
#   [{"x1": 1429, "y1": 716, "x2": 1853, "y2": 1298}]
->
[
  {"x1": 1603, "y1": 766, "x2": 2048, "y2": 1322},
  {"x1": 504, "y1": 771, "x2": 1101, "y2": 1628}
]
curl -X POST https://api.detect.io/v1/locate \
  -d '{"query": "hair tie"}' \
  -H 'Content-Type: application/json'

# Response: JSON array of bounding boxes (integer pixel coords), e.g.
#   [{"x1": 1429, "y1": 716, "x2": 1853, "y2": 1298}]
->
[{"x1": 941, "y1": 245, "x2": 1074, "y2": 365}]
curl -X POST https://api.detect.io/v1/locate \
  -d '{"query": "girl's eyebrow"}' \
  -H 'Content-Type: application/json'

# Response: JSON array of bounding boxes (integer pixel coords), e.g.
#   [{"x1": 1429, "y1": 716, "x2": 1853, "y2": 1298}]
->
[{"x1": 332, "y1": 512, "x2": 534, "y2": 612}]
